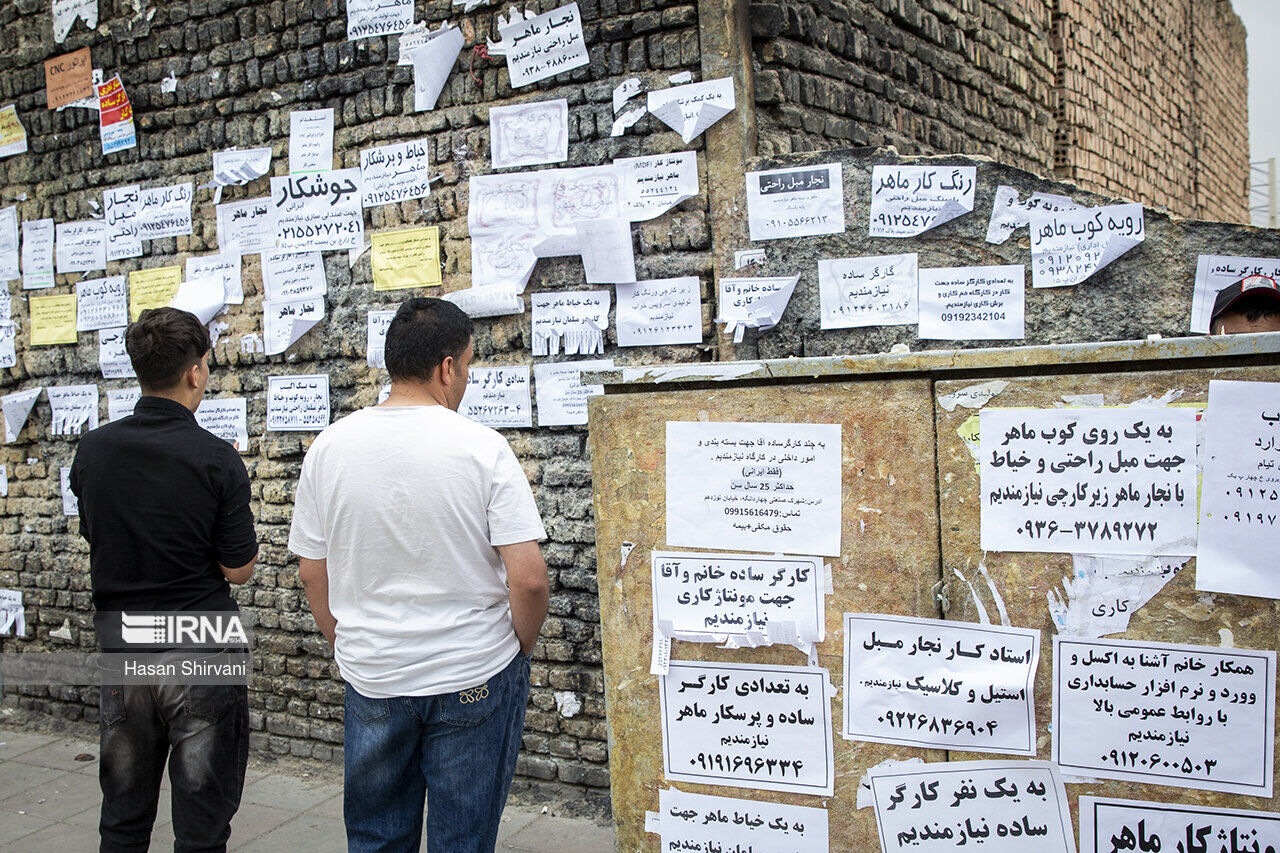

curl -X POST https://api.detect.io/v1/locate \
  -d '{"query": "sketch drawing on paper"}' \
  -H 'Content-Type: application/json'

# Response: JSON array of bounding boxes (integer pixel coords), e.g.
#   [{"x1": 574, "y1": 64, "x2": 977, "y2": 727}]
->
[
  {"x1": 550, "y1": 171, "x2": 619, "y2": 228},
  {"x1": 492, "y1": 101, "x2": 567, "y2": 167}
]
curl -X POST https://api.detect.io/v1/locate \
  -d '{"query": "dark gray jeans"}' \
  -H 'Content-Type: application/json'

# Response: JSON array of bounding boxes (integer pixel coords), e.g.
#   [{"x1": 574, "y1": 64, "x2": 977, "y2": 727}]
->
[{"x1": 98, "y1": 681, "x2": 249, "y2": 853}]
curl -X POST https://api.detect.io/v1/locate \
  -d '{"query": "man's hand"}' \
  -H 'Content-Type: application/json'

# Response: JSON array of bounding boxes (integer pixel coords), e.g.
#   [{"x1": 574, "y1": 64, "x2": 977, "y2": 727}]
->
[
  {"x1": 299, "y1": 557, "x2": 337, "y2": 645},
  {"x1": 497, "y1": 541, "x2": 549, "y2": 655}
]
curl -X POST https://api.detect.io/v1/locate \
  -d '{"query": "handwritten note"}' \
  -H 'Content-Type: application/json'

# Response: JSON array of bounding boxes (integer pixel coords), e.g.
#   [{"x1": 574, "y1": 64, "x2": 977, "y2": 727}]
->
[
  {"x1": 1190, "y1": 254, "x2": 1280, "y2": 334},
  {"x1": 646, "y1": 77, "x2": 735, "y2": 143},
  {"x1": 666, "y1": 421, "x2": 842, "y2": 556},
  {"x1": 985, "y1": 185, "x2": 1079, "y2": 245},
  {"x1": 844, "y1": 614, "x2": 1039, "y2": 756},
  {"x1": 97, "y1": 327, "x2": 134, "y2": 379},
  {"x1": 270, "y1": 168, "x2": 365, "y2": 252},
  {"x1": 616, "y1": 151, "x2": 699, "y2": 221},
  {"x1": 652, "y1": 551, "x2": 824, "y2": 655},
  {"x1": 30, "y1": 293, "x2": 78, "y2": 346},
  {"x1": 21, "y1": 219, "x2": 55, "y2": 290},
  {"x1": 216, "y1": 197, "x2": 274, "y2": 254},
  {"x1": 660, "y1": 660, "x2": 834, "y2": 796},
  {"x1": 372, "y1": 227, "x2": 442, "y2": 291},
  {"x1": 918, "y1": 265, "x2": 1024, "y2": 341},
  {"x1": 1028, "y1": 203, "x2": 1144, "y2": 287},
  {"x1": 869, "y1": 165, "x2": 976, "y2": 237},
  {"x1": 195, "y1": 397, "x2": 249, "y2": 451},
  {"x1": 346, "y1": 0, "x2": 414, "y2": 39},
  {"x1": 186, "y1": 253, "x2": 244, "y2": 305},
  {"x1": 44, "y1": 46, "x2": 92, "y2": 109},
  {"x1": 54, "y1": 220, "x2": 105, "y2": 273},
  {"x1": 716, "y1": 275, "x2": 798, "y2": 342},
  {"x1": 1079, "y1": 796, "x2": 1280, "y2": 853},
  {"x1": 657, "y1": 788, "x2": 828, "y2": 853},
  {"x1": 137, "y1": 182, "x2": 194, "y2": 240},
  {"x1": 868, "y1": 760, "x2": 1074, "y2": 853},
  {"x1": 616, "y1": 276, "x2": 701, "y2": 346},
  {"x1": 1053, "y1": 635, "x2": 1275, "y2": 795},
  {"x1": 746, "y1": 164, "x2": 845, "y2": 241},
  {"x1": 266, "y1": 374, "x2": 330, "y2": 431},
  {"x1": 3, "y1": 387, "x2": 42, "y2": 442},
  {"x1": 459, "y1": 366, "x2": 532, "y2": 428},
  {"x1": 289, "y1": 108, "x2": 334, "y2": 173},
  {"x1": 979, "y1": 408, "x2": 1198, "y2": 556},
  {"x1": 96, "y1": 74, "x2": 136, "y2": 155},
  {"x1": 75, "y1": 275, "x2": 127, "y2": 331},
  {"x1": 359, "y1": 138, "x2": 432, "y2": 207},
  {"x1": 0, "y1": 206, "x2": 18, "y2": 281},
  {"x1": 48, "y1": 384, "x2": 99, "y2": 435},
  {"x1": 818, "y1": 253, "x2": 918, "y2": 329},
  {"x1": 366, "y1": 309, "x2": 395, "y2": 368},
  {"x1": 128, "y1": 266, "x2": 182, "y2": 321},
  {"x1": 531, "y1": 290, "x2": 609, "y2": 356},
  {"x1": 106, "y1": 386, "x2": 140, "y2": 421},
  {"x1": 500, "y1": 3, "x2": 588, "y2": 88},
  {"x1": 1196, "y1": 379, "x2": 1280, "y2": 598},
  {"x1": 103, "y1": 184, "x2": 142, "y2": 261},
  {"x1": 489, "y1": 99, "x2": 568, "y2": 169}
]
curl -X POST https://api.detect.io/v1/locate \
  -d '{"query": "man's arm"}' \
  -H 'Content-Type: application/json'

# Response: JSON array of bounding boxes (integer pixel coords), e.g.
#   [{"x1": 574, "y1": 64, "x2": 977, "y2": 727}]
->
[
  {"x1": 220, "y1": 555, "x2": 257, "y2": 585},
  {"x1": 299, "y1": 557, "x2": 337, "y2": 645},
  {"x1": 496, "y1": 541, "x2": 549, "y2": 655}
]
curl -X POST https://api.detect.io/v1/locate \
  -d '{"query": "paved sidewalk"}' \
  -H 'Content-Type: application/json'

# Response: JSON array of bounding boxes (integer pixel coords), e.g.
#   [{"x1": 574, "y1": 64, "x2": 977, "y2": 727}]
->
[{"x1": 0, "y1": 724, "x2": 615, "y2": 852}]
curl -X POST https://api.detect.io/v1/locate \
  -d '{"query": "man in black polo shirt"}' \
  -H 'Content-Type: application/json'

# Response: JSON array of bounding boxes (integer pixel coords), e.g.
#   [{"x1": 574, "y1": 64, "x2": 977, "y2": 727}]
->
[{"x1": 70, "y1": 307, "x2": 258, "y2": 853}]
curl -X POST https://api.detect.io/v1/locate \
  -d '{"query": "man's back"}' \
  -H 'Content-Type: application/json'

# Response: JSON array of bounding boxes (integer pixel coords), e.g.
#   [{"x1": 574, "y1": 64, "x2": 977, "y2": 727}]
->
[
  {"x1": 288, "y1": 404, "x2": 546, "y2": 697},
  {"x1": 71, "y1": 396, "x2": 256, "y2": 630}
]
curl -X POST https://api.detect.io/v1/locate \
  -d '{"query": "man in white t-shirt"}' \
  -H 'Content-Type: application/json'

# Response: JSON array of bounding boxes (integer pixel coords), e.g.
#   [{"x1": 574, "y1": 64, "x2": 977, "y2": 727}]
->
[{"x1": 288, "y1": 297, "x2": 549, "y2": 853}]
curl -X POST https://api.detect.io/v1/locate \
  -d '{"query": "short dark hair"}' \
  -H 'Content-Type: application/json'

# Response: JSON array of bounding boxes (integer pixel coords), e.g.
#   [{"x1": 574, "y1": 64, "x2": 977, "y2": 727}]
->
[
  {"x1": 1219, "y1": 292, "x2": 1280, "y2": 324},
  {"x1": 384, "y1": 297, "x2": 473, "y2": 382},
  {"x1": 125, "y1": 307, "x2": 211, "y2": 391}
]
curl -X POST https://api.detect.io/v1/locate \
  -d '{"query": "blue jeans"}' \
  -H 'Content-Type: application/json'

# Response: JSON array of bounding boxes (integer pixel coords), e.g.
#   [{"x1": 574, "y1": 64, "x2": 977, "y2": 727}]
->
[{"x1": 343, "y1": 652, "x2": 531, "y2": 853}]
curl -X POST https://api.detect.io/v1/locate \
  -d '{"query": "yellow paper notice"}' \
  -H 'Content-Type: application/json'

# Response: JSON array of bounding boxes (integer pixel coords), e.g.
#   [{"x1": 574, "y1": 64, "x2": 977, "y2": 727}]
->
[
  {"x1": 30, "y1": 293, "x2": 78, "y2": 346},
  {"x1": 129, "y1": 266, "x2": 183, "y2": 321},
  {"x1": 371, "y1": 227, "x2": 442, "y2": 292},
  {"x1": 0, "y1": 105, "x2": 28, "y2": 157}
]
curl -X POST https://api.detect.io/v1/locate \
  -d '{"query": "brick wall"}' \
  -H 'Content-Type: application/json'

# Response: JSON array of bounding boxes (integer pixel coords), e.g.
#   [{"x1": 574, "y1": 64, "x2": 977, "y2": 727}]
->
[
  {"x1": 0, "y1": 0, "x2": 712, "y2": 805},
  {"x1": 750, "y1": 0, "x2": 1249, "y2": 222}
]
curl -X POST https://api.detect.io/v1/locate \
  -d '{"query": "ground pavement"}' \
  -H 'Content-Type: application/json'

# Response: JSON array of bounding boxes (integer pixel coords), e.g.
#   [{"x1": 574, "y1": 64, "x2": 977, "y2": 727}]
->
[{"x1": 0, "y1": 722, "x2": 616, "y2": 851}]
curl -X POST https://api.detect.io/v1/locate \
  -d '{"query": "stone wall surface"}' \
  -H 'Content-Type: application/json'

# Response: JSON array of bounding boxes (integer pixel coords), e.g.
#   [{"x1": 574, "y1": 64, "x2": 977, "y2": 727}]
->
[{"x1": 0, "y1": 0, "x2": 1266, "y2": 809}]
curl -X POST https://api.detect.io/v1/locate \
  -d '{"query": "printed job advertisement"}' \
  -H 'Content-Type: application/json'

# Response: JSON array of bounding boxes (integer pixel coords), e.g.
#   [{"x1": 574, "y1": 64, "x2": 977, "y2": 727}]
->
[
  {"x1": 289, "y1": 108, "x2": 334, "y2": 173},
  {"x1": 979, "y1": 407, "x2": 1199, "y2": 556},
  {"x1": 869, "y1": 165, "x2": 976, "y2": 238},
  {"x1": 459, "y1": 365, "x2": 532, "y2": 428},
  {"x1": 1079, "y1": 796, "x2": 1280, "y2": 853},
  {"x1": 1198, "y1": 379, "x2": 1280, "y2": 597},
  {"x1": 666, "y1": 421, "x2": 842, "y2": 557},
  {"x1": 270, "y1": 169, "x2": 365, "y2": 253},
  {"x1": 868, "y1": 760, "x2": 1075, "y2": 853},
  {"x1": 499, "y1": 3, "x2": 588, "y2": 88},
  {"x1": 1053, "y1": 635, "x2": 1275, "y2": 796},
  {"x1": 194, "y1": 397, "x2": 249, "y2": 452},
  {"x1": 216, "y1": 198, "x2": 274, "y2": 254},
  {"x1": 657, "y1": 787, "x2": 829, "y2": 853},
  {"x1": 746, "y1": 164, "x2": 845, "y2": 241},
  {"x1": 660, "y1": 660, "x2": 835, "y2": 796},
  {"x1": 918, "y1": 265, "x2": 1024, "y2": 341},
  {"x1": 616, "y1": 151, "x2": 698, "y2": 221},
  {"x1": 359, "y1": 138, "x2": 431, "y2": 207},
  {"x1": 646, "y1": 76, "x2": 735, "y2": 143},
  {"x1": 266, "y1": 374, "x2": 330, "y2": 431},
  {"x1": 652, "y1": 551, "x2": 825, "y2": 649},
  {"x1": 843, "y1": 614, "x2": 1039, "y2": 756},
  {"x1": 985, "y1": 185, "x2": 1079, "y2": 245},
  {"x1": 616, "y1": 276, "x2": 701, "y2": 347},
  {"x1": 818, "y1": 253, "x2": 917, "y2": 329},
  {"x1": 532, "y1": 359, "x2": 611, "y2": 427},
  {"x1": 1028, "y1": 203, "x2": 1144, "y2": 287},
  {"x1": 102, "y1": 184, "x2": 142, "y2": 261}
]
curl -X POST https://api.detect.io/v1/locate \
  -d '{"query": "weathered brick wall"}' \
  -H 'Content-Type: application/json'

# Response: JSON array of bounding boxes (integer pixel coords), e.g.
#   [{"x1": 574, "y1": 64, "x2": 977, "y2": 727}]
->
[
  {"x1": 1052, "y1": 0, "x2": 1248, "y2": 221},
  {"x1": 0, "y1": 0, "x2": 712, "y2": 805},
  {"x1": 749, "y1": 0, "x2": 1248, "y2": 222}
]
